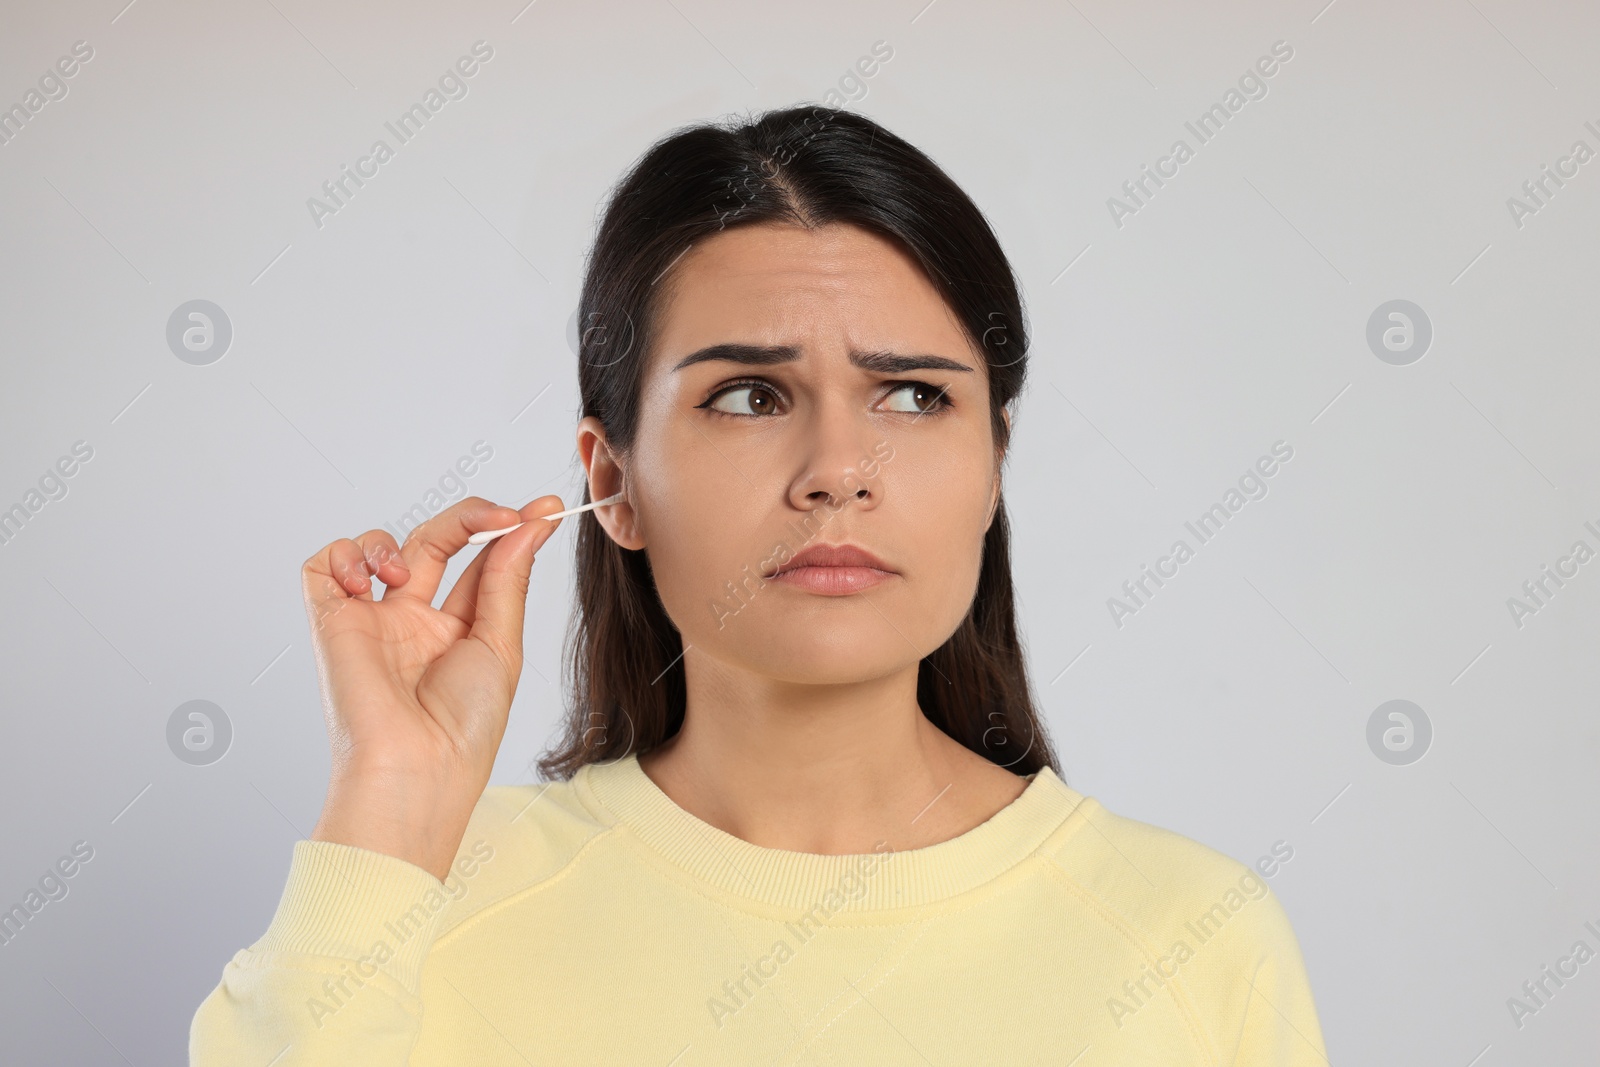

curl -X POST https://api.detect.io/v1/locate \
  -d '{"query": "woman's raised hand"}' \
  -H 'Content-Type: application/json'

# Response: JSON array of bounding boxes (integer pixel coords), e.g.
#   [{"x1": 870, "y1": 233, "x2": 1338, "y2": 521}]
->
[{"x1": 300, "y1": 495, "x2": 565, "y2": 882}]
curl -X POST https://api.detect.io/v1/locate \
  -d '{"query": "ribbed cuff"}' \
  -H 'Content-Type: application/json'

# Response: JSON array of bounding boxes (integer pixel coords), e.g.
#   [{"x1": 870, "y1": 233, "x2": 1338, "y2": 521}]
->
[{"x1": 253, "y1": 840, "x2": 451, "y2": 999}]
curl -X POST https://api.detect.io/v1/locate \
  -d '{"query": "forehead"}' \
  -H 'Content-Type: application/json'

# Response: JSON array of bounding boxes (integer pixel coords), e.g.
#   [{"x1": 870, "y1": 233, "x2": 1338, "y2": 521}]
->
[{"x1": 648, "y1": 222, "x2": 975, "y2": 367}]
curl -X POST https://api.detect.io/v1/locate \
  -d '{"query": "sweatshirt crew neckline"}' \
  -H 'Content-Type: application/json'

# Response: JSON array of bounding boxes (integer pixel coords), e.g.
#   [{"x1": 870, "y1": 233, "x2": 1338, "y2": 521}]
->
[{"x1": 576, "y1": 753, "x2": 1089, "y2": 914}]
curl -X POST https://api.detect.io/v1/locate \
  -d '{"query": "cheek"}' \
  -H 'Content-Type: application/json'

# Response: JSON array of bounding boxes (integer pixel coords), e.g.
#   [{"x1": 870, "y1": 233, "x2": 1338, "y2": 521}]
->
[
  {"x1": 647, "y1": 512, "x2": 741, "y2": 630},
  {"x1": 886, "y1": 434, "x2": 995, "y2": 551},
  {"x1": 903, "y1": 438, "x2": 996, "y2": 613},
  {"x1": 629, "y1": 428, "x2": 774, "y2": 624}
]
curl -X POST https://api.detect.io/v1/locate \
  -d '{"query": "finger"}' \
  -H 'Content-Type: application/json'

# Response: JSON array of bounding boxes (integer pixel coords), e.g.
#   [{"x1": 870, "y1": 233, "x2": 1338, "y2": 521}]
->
[
  {"x1": 350, "y1": 529, "x2": 410, "y2": 596},
  {"x1": 440, "y1": 496, "x2": 564, "y2": 625},
  {"x1": 386, "y1": 496, "x2": 524, "y2": 606},
  {"x1": 303, "y1": 539, "x2": 368, "y2": 630},
  {"x1": 438, "y1": 544, "x2": 490, "y2": 625},
  {"x1": 465, "y1": 496, "x2": 566, "y2": 671},
  {"x1": 328, "y1": 538, "x2": 378, "y2": 600}
]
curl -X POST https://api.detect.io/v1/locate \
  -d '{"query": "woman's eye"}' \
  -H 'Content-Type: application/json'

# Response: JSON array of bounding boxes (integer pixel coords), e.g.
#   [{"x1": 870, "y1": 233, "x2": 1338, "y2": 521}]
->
[
  {"x1": 881, "y1": 382, "x2": 949, "y2": 415},
  {"x1": 708, "y1": 383, "x2": 782, "y2": 416}
]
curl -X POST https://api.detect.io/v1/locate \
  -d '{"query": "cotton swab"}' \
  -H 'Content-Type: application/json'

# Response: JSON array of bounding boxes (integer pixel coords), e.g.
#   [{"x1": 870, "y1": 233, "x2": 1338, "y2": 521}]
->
[{"x1": 466, "y1": 491, "x2": 627, "y2": 545}]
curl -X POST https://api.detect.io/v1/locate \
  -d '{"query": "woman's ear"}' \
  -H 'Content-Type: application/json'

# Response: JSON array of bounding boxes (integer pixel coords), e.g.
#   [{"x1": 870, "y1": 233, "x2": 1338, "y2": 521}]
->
[{"x1": 576, "y1": 416, "x2": 645, "y2": 550}]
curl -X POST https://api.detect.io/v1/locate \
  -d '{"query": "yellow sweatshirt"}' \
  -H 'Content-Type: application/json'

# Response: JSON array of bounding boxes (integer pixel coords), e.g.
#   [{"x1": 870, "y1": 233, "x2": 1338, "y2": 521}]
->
[{"x1": 190, "y1": 754, "x2": 1329, "y2": 1065}]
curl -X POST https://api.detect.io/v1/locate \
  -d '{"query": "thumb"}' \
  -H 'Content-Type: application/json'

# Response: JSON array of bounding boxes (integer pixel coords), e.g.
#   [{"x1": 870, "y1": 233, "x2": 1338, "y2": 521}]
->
[{"x1": 468, "y1": 496, "x2": 565, "y2": 672}]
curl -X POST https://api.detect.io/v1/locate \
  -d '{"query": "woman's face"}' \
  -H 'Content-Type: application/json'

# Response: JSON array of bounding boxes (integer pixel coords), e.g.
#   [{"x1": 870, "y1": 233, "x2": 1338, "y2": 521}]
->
[{"x1": 590, "y1": 220, "x2": 1006, "y2": 685}]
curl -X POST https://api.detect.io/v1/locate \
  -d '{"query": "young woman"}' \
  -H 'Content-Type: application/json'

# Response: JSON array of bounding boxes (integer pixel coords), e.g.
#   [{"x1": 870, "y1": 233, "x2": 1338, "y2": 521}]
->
[{"x1": 191, "y1": 105, "x2": 1328, "y2": 1065}]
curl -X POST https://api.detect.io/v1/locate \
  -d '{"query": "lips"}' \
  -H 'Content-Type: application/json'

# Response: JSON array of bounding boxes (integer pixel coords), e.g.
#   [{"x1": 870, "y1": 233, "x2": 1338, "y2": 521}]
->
[{"x1": 764, "y1": 543, "x2": 896, "y2": 595}]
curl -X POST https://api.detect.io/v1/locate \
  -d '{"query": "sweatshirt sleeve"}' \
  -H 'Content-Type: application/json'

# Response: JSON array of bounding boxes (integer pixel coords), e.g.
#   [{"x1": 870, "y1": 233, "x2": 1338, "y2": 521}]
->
[
  {"x1": 1231, "y1": 890, "x2": 1330, "y2": 1067},
  {"x1": 189, "y1": 839, "x2": 453, "y2": 1067}
]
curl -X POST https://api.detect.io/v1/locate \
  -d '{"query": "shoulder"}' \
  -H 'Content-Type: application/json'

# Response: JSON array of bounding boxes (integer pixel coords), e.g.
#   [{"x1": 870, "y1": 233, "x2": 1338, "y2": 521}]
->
[
  {"x1": 1037, "y1": 783, "x2": 1327, "y2": 1062},
  {"x1": 1037, "y1": 782, "x2": 1307, "y2": 974},
  {"x1": 432, "y1": 768, "x2": 619, "y2": 940}
]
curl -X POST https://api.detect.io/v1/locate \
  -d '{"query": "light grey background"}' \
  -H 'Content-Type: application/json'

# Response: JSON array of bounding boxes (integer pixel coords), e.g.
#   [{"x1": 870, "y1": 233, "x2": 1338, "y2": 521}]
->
[{"x1": 2, "y1": 0, "x2": 1596, "y2": 1063}]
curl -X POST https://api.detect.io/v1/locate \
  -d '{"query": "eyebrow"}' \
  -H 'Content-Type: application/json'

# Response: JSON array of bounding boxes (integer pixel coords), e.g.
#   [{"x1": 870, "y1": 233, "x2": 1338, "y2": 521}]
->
[{"x1": 670, "y1": 343, "x2": 975, "y2": 375}]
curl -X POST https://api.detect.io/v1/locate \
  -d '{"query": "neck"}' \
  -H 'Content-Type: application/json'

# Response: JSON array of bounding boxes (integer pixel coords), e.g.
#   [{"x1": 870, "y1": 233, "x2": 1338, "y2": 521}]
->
[{"x1": 637, "y1": 655, "x2": 1028, "y2": 855}]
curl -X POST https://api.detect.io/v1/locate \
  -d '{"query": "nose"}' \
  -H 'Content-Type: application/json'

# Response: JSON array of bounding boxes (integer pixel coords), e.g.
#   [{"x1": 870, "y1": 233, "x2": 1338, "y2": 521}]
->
[{"x1": 785, "y1": 400, "x2": 883, "y2": 514}]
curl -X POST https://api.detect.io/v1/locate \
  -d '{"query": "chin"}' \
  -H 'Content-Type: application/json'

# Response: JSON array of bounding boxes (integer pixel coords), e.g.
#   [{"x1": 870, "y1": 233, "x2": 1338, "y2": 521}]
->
[
  {"x1": 709, "y1": 613, "x2": 933, "y2": 684},
  {"x1": 739, "y1": 646, "x2": 914, "y2": 686}
]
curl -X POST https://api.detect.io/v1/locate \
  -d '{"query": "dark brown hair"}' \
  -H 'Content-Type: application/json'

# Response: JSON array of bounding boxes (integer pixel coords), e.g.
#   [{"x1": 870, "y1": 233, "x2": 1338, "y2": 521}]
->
[{"x1": 536, "y1": 104, "x2": 1060, "y2": 782}]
